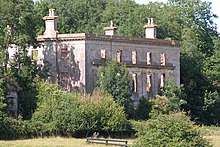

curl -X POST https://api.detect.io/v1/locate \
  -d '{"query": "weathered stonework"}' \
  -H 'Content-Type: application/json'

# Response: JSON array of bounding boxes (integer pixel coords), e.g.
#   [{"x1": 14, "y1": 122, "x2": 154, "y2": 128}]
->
[{"x1": 35, "y1": 9, "x2": 180, "y2": 103}]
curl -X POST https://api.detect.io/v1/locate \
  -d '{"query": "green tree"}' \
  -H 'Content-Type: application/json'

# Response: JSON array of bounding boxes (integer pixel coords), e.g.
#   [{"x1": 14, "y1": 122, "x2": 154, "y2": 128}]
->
[
  {"x1": 161, "y1": 78, "x2": 186, "y2": 111},
  {"x1": 8, "y1": 50, "x2": 38, "y2": 120},
  {"x1": 0, "y1": 0, "x2": 38, "y2": 120},
  {"x1": 204, "y1": 36, "x2": 220, "y2": 88},
  {"x1": 0, "y1": 0, "x2": 36, "y2": 70},
  {"x1": 203, "y1": 90, "x2": 220, "y2": 125},
  {"x1": 98, "y1": 60, "x2": 133, "y2": 118},
  {"x1": 0, "y1": 79, "x2": 6, "y2": 114}
]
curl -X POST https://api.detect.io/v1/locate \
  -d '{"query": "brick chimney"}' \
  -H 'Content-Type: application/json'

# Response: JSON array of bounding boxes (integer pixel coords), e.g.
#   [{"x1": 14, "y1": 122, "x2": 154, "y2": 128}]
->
[
  {"x1": 103, "y1": 20, "x2": 117, "y2": 36},
  {"x1": 144, "y1": 18, "x2": 158, "y2": 39},
  {"x1": 43, "y1": 9, "x2": 58, "y2": 38}
]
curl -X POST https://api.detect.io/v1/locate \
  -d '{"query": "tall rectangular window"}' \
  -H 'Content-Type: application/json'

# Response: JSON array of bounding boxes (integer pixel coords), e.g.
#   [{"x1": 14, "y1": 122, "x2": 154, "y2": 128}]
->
[
  {"x1": 147, "y1": 74, "x2": 152, "y2": 92},
  {"x1": 160, "y1": 73, "x2": 165, "y2": 89},
  {"x1": 132, "y1": 50, "x2": 137, "y2": 64},
  {"x1": 117, "y1": 50, "x2": 122, "y2": 63},
  {"x1": 132, "y1": 74, "x2": 137, "y2": 93},
  {"x1": 147, "y1": 52, "x2": 152, "y2": 65},
  {"x1": 101, "y1": 49, "x2": 106, "y2": 59},
  {"x1": 161, "y1": 53, "x2": 166, "y2": 66}
]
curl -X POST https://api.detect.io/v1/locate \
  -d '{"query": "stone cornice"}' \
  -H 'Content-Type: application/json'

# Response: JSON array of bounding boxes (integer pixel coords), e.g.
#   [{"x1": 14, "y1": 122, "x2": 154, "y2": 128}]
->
[
  {"x1": 37, "y1": 33, "x2": 180, "y2": 47},
  {"x1": 91, "y1": 59, "x2": 175, "y2": 70}
]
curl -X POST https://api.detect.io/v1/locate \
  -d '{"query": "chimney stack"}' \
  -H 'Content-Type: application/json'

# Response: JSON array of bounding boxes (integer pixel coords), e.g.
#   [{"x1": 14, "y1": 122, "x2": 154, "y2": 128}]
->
[
  {"x1": 103, "y1": 20, "x2": 117, "y2": 36},
  {"x1": 144, "y1": 18, "x2": 158, "y2": 39},
  {"x1": 43, "y1": 9, "x2": 58, "y2": 38}
]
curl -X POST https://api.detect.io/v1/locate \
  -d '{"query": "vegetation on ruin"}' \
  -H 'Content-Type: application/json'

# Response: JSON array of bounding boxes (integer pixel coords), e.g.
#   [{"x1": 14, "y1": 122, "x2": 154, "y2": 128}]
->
[
  {"x1": 0, "y1": 0, "x2": 219, "y2": 145},
  {"x1": 98, "y1": 60, "x2": 133, "y2": 118}
]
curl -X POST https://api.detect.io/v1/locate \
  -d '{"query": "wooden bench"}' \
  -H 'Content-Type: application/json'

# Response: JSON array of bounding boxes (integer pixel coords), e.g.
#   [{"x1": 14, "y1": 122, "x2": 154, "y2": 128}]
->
[{"x1": 86, "y1": 137, "x2": 128, "y2": 147}]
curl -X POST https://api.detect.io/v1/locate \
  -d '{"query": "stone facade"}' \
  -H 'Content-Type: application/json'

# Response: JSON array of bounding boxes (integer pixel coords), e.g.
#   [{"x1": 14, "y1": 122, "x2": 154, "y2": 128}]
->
[{"x1": 35, "y1": 9, "x2": 180, "y2": 103}]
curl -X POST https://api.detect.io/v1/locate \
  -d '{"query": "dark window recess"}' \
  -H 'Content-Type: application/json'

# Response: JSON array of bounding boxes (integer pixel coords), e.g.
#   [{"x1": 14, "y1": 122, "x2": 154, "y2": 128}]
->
[{"x1": 61, "y1": 48, "x2": 69, "y2": 59}]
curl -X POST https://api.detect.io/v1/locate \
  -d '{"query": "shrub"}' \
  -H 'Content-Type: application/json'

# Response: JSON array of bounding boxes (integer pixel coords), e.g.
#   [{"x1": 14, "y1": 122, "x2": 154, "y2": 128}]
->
[
  {"x1": 80, "y1": 88, "x2": 128, "y2": 133},
  {"x1": 31, "y1": 82, "x2": 128, "y2": 137},
  {"x1": 133, "y1": 97, "x2": 152, "y2": 120},
  {"x1": 31, "y1": 81, "x2": 84, "y2": 136},
  {"x1": 132, "y1": 112, "x2": 211, "y2": 147}
]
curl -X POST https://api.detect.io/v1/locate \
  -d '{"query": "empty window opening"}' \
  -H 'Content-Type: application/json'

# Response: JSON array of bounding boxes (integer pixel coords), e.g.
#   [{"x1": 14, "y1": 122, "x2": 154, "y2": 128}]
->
[
  {"x1": 132, "y1": 74, "x2": 137, "y2": 93},
  {"x1": 147, "y1": 74, "x2": 152, "y2": 92},
  {"x1": 147, "y1": 52, "x2": 152, "y2": 65},
  {"x1": 160, "y1": 73, "x2": 165, "y2": 89},
  {"x1": 132, "y1": 50, "x2": 137, "y2": 64},
  {"x1": 161, "y1": 53, "x2": 166, "y2": 66},
  {"x1": 117, "y1": 50, "x2": 122, "y2": 63},
  {"x1": 101, "y1": 49, "x2": 106, "y2": 59}
]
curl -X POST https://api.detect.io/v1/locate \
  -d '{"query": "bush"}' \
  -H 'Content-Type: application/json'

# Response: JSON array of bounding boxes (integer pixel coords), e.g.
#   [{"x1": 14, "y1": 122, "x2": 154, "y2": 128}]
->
[
  {"x1": 30, "y1": 82, "x2": 128, "y2": 137},
  {"x1": 0, "y1": 114, "x2": 21, "y2": 139},
  {"x1": 31, "y1": 81, "x2": 84, "y2": 136},
  {"x1": 80, "y1": 88, "x2": 128, "y2": 133},
  {"x1": 132, "y1": 112, "x2": 211, "y2": 147},
  {"x1": 133, "y1": 97, "x2": 152, "y2": 120}
]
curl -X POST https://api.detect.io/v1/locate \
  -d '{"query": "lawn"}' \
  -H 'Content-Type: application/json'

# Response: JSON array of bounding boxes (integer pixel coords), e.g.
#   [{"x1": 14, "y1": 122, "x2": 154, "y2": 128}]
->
[
  {"x1": 205, "y1": 136, "x2": 220, "y2": 147},
  {"x1": 1, "y1": 136, "x2": 220, "y2": 147},
  {"x1": 0, "y1": 126, "x2": 220, "y2": 147},
  {"x1": 0, "y1": 137, "x2": 133, "y2": 147}
]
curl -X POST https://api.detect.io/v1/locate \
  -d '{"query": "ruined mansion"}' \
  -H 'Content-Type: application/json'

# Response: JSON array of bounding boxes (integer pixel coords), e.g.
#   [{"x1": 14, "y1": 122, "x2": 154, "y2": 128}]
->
[{"x1": 9, "y1": 9, "x2": 180, "y2": 103}]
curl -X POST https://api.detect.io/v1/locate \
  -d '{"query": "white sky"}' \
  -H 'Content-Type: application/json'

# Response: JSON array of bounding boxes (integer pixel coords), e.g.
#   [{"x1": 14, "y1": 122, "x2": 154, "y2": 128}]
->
[{"x1": 135, "y1": 0, "x2": 220, "y2": 32}]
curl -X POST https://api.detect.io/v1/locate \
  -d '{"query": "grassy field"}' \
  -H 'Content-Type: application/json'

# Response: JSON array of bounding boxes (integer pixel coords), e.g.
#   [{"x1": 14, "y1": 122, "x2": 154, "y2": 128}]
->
[
  {"x1": 0, "y1": 137, "x2": 134, "y2": 147},
  {"x1": 0, "y1": 136, "x2": 220, "y2": 147},
  {"x1": 205, "y1": 136, "x2": 220, "y2": 147},
  {"x1": 0, "y1": 127, "x2": 220, "y2": 147}
]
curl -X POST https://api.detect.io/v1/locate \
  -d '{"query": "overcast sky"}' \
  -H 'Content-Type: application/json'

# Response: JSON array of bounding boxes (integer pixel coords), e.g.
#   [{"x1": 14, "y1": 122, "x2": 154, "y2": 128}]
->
[{"x1": 135, "y1": 0, "x2": 220, "y2": 32}]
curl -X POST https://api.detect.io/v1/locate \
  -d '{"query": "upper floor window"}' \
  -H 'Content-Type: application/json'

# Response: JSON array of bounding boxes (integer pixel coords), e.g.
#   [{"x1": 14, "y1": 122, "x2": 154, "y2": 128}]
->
[
  {"x1": 61, "y1": 48, "x2": 68, "y2": 59},
  {"x1": 161, "y1": 53, "x2": 166, "y2": 66},
  {"x1": 147, "y1": 74, "x2": 152, "y2": 92},
  {"x1": 132, "y1": 50, "x2": 137, "y2": 64},
  {"x1": 117, "y1": 50, "x2": 122, "y2": 63},
  {"x1": 101, "y1": 49, "x2": 106, "y2": 59},
  {"x1": 147, "y1": 52, "x2": 152, "y2": 65}
]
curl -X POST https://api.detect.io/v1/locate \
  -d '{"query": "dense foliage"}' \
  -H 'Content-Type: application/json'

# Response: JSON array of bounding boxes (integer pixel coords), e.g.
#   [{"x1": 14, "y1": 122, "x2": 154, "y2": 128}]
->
[
  {"x1": 161, "y1": 78, "x2": 186, "y2": 111},
  {"x1": 31, "y1": 81, "x2": 127, "y2": 136},
  {"x1": 98, "y1": 60, "x2": 133, "y2": 118},
  {"x1": 132, "y1": 112, "x2": 211, "y2": 147}
]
